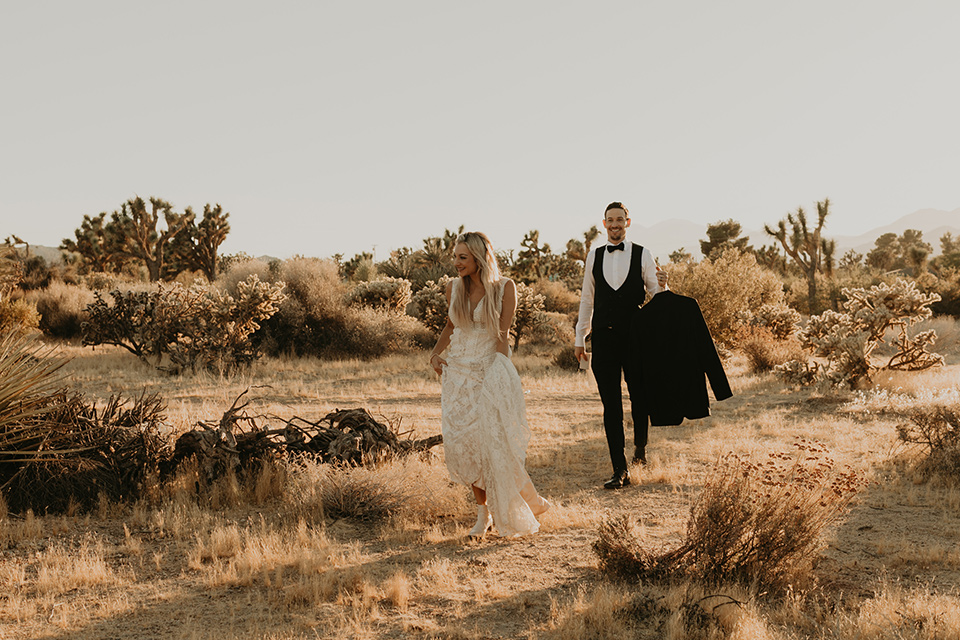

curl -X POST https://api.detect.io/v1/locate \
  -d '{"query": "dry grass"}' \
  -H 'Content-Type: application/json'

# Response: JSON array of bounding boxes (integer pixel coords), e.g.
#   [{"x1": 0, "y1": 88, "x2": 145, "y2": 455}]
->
[{"x1": 2, "y1": 324, "x2": 960, "y2": 638}]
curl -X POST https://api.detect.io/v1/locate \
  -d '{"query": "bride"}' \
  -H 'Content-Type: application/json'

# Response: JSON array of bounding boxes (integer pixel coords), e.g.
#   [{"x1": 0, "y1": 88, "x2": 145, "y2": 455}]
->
[{"x1": 428, "y1": 231, "x2": 550, "y2": 538}]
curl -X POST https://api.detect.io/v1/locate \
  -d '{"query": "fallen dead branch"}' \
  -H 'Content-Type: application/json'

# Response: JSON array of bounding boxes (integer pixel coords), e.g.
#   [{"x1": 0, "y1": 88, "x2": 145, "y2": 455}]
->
[{"x1": 0, "y1": 387, "x2": 442, "y2": 514}]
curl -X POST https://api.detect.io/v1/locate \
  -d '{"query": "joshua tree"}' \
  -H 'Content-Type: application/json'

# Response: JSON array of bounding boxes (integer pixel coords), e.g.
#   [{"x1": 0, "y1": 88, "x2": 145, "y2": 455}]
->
[
  {"x1": 111, "y1": 196, "x2": 195, "y2": 282},
  {"x1": 765, "y1": 199, "x2": 836, "y2": 313}
]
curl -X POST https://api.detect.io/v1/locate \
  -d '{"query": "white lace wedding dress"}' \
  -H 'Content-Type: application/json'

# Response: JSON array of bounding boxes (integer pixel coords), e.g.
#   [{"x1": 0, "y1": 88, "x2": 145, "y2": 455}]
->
[{"x1": 441, "y1": 278, "x2": 540, "y2": 537}]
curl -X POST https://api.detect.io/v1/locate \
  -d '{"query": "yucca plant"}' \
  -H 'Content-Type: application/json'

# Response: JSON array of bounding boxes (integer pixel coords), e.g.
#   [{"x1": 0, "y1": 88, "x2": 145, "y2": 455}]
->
[{"x1": 0, "y1": 329, "x2": 66, "y2": 443}]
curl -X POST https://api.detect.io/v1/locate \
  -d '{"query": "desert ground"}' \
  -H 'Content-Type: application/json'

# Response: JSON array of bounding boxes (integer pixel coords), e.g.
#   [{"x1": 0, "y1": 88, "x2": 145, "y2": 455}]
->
[{"x1": 2, "y1": 338, "x2": 960, "y2": 639}]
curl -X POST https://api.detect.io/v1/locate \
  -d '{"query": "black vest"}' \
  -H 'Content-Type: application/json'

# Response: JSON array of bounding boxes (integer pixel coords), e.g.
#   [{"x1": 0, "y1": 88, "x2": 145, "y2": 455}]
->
[{"x1": 591, "y1": 243, "x2": 647, "y2": 333}]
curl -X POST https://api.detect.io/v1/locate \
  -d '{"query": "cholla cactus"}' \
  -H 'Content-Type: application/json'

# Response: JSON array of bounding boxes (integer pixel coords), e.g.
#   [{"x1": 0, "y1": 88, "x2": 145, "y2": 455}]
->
[
  {"x1": 752, "y1": 303, "x2": 801, "y2": 340},
  {"x1": 164, "y1": 276, "x2": 285, "y2": 373},
  {"x1": 411, "y1": 277, "x2": 452, "y2": 335},
  {"x1": 776, "y1": 279, "x2": 943, "y2": 388},
  {"x1": 346, "y1": 277, "x2": 412, "y2": 314}
]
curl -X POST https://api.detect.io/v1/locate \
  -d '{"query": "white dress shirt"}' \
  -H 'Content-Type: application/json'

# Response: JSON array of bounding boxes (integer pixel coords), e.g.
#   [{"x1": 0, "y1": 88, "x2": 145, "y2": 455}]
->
[{"x1": 574, "y1": 241, "x2": 663, "y2": 347}]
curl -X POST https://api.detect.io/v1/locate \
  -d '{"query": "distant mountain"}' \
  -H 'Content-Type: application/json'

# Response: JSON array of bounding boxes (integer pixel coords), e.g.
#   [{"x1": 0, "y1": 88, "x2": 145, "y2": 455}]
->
[
  {"x1": 826, "y1": 208, "x2": 960, "y2": 257},
  {"x1": 636, "y1": 207, "x2": 960, "y2": 261}
]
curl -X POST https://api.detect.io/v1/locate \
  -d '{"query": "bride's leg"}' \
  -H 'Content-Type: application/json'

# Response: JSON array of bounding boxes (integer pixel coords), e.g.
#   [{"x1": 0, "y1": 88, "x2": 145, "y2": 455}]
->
[
  {"x1": 520, "y1": 481, "x2": 551, "y2": 517},
  {"x1": 471, "y1": 485, "x2": 486, "y2": 505}
]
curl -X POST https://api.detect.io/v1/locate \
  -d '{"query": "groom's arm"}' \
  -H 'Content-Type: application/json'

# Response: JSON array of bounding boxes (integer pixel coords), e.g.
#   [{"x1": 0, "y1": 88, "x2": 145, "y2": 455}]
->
[{"x1": 574, "y1": 249, "x2": 597, "y2": 357}]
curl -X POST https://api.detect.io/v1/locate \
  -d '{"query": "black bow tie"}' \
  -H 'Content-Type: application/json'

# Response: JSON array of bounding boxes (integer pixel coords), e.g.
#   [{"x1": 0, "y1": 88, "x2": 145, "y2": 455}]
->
[{"x1": 606, "y1": 242, "x2": 625, "y2": 252}]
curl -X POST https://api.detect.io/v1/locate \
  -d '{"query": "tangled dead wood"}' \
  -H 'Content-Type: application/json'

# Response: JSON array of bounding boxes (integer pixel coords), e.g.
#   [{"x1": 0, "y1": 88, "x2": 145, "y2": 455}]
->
[
  {"x1": 0, "y1": 387, "x2": 442, "y2": 515},
  {"x1": 170, "y1": 392, "x2": 442, "y2": 483}
]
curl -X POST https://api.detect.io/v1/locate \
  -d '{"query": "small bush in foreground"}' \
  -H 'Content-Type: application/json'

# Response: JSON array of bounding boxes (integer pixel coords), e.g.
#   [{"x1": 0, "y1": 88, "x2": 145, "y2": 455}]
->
[
  {"x1": 595, "y1": 441, "x2": 866, "y2": 594},
  {"x1": 287, "y1": 456, "x2": 465, "y2": 524}
]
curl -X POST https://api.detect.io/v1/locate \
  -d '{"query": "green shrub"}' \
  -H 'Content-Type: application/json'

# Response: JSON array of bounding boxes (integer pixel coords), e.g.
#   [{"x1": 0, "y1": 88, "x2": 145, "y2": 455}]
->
[
  {"x1": 82, "y1": 276, "x2": 285, "y2": 373},
  {"x1": 512, "y1": 282, "x2": 547, "y2": 351}
]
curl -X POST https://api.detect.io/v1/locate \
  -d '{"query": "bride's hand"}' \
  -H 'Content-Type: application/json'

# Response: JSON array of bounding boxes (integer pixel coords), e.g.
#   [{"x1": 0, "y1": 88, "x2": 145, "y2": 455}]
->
[{"x1": 429, "y1": 353, "x2": 447, "y2": 376}]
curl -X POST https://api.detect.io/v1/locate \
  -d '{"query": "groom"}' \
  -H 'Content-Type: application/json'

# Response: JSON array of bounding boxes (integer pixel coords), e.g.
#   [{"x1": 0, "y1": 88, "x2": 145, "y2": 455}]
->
[{"x1": 574, "y1": 202, "x2": 666, "y2": 489}]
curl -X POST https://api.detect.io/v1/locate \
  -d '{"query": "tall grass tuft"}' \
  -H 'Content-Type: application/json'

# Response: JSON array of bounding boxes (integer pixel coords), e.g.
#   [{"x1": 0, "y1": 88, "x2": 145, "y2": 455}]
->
[{"x1": 287, "y1": 455, "x2": 465, "y2": 524}]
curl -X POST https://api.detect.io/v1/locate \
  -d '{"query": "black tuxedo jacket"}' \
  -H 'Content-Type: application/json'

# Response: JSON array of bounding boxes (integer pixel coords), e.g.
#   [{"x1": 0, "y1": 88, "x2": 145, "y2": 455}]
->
[{"x1": 630, "y1": 290, "x2": 732, "y2": 426}]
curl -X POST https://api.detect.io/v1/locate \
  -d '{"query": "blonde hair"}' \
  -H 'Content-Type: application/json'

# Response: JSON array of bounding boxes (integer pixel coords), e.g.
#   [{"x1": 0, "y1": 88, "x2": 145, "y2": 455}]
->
[{"x1": 449, "y1": 231, "x2": 503, "y2": 340}]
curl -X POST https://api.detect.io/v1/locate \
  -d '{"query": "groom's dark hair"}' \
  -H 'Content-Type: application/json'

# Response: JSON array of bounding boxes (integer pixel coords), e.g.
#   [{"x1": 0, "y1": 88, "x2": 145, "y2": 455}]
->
[{"x1": 605, "y1": 202, "x2": 629, "y2": 215}]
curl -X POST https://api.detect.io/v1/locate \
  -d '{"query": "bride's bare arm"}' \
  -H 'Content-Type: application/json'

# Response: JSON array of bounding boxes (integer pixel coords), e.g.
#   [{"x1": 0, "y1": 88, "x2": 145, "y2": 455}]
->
[
  {"x1": 429, "y1": 280, "x2": 455, "y2": 375},
  {"x1": 496, "y1": 279, "x2": 517, "y2": 357}
]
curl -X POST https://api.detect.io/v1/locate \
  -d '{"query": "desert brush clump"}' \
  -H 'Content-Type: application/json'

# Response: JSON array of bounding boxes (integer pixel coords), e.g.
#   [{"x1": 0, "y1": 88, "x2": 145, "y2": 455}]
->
[
  {"x1": 897, "y1": 403, "x2": 960, "y2": 484},
  {"x1": 256, "y1": 257, "x2": 429, "y2": 359},
  {"x1": 25, "y1": 281, "x2": 97, "y2": 339},
  {"x1": 594, "y1": 440, "x2": 867, "y2": 594},
  {"x1": 0, "y1": 298, "x2": 41, "y2": 337},
  {"x1": 663, "y1": 248, "x2": 785, "y2": 348},
  {"x1": 286, "y1": 455, "x2": 465, "y2": 524},
  {"x1": 81, "y1": 275, "x2": 285, "y2": 373},
  {"x1": 776, "y1": 278, "x2": 944, "y2": 389},
  {"x1": 735, "y1": 325, "x2": 807, "y2": 374}
]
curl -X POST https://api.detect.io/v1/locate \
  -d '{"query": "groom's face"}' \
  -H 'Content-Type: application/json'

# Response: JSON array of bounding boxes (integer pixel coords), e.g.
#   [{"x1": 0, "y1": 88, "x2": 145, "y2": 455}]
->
[{"x1": 603, "y1": 208, "x2": 630, "y2": 243}]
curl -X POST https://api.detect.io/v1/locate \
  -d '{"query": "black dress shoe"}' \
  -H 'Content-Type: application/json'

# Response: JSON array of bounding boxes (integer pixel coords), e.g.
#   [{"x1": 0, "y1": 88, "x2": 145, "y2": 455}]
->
[
  {"x1": 632, "y1": 447, "x2": 647, "y2": 465},
  {"x1": 603, "y1": 470, "x2": 631, "y2": 490}
]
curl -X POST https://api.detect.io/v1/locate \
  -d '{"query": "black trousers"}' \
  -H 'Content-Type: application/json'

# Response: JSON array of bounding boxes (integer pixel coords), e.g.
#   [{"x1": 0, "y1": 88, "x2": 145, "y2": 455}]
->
[{"x1": 591, "y1": 325, "x2": 649, "y2": 474}]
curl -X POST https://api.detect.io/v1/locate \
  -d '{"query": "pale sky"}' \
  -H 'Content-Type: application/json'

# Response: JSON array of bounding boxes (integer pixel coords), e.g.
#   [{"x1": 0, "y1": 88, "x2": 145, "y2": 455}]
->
[{"x1": 2, "y1": 1, "x2": 958, "y2": 261}]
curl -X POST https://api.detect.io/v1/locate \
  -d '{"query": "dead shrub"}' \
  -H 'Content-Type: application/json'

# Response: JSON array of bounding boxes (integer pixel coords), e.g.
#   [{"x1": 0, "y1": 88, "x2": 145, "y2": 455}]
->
[
  {"x1": 897, "y1": 404, "x2": 960, "y2": 483},
  {"x1": 0, "y1": 299, "x2": 40, "y2": 337},
  {"x1": 1, "y1": 390, "x2": 168, "y2": 514},
  {"x1": 736, "y1": 326, "x2": 807, "y2": 374},
  {"x1": 552, "y1": 344, "x2": 582, "y2": 372},
  {"x1": 26, "y1": 281, "x2": 97, "y2": 339},
  {"x1": 594, "y1": 441, "x2": 866, "y2": 594}
]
